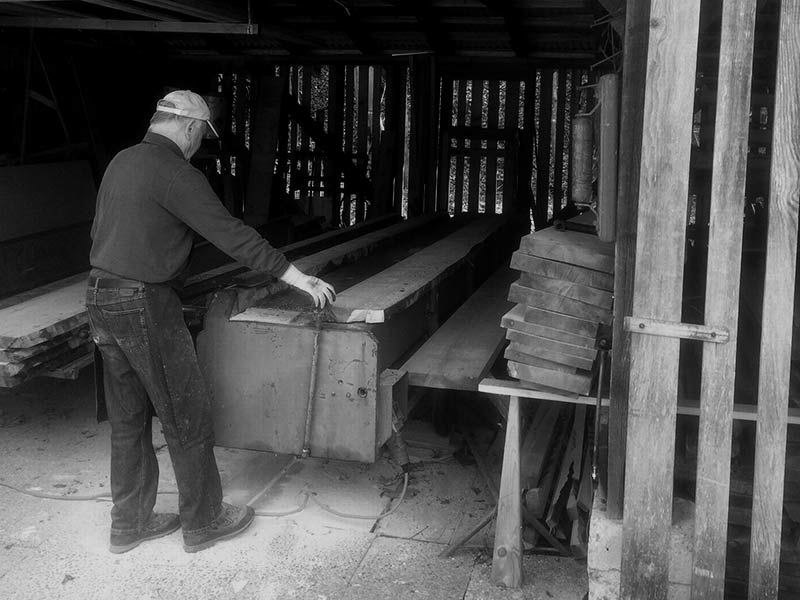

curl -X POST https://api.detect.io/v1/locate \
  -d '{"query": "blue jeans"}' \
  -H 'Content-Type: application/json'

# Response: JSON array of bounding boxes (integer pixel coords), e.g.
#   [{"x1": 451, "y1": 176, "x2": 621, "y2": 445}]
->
[{"x1": 85, "y1": 270, "x2": 223, "y2": 535}]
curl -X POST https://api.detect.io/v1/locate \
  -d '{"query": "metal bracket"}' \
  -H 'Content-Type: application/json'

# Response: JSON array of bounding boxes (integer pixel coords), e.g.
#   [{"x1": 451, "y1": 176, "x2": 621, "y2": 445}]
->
[{"x1": 624, "y1": 316, "x2": 729, "y2": 344}]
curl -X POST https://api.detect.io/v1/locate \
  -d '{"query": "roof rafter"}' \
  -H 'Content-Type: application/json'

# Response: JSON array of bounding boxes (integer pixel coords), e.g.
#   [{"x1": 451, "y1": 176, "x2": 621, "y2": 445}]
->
[{"x1": 480, "y1": 0, "x2": 530, "y2": 57}]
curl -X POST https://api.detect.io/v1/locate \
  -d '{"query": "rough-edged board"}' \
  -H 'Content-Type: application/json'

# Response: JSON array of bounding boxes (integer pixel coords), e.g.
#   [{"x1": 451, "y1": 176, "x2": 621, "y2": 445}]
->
[
  {"x1": 518, "y1": 228, "x2": 614, "y2": 274},
  {"x1": 507, "y1": 361, "x2": 591, "y2": 395},
  {"x1": 332, "y1": 215, "x2": 510, "y2": 323},
  {"x1": 401, "y1": 266, "x2": 515, "y2": 390},
  {"x1": 0, "y1": 273, "x2": 89, "y2": 350},
  {"x1": 749, "y1": 1, "x2": 800, "y2": 597},
  {"x1": 691, "y1": 0, "x2": 757, "y2": 597},
  {"x1": 620, "y1": 1, "x2": 702, "y2": 598},
  {"x1": 517, "y1": 272, "x2": 613, "y2": 309},
  {"x1": 508, "y1": 282, "x2": 612, "y2": 324},
  {"x1": 523, "y1": 306, "x2": 599, "y2": 340},
  {"x1": 504, "y1": 345, "x2": 583, "y2": 375},
  {"x1": 502, "y1": 305, "x2": 596, "y2": 349},
  {"x1": 505, "y1": 328, "x2": 596, "y2": 361},
  {"x1": 504, "y1": 334, "x2": 595, "y2": 372}
]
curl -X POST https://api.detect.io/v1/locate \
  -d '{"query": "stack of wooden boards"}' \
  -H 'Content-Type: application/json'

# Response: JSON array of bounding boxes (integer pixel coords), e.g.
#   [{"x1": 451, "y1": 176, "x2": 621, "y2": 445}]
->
[
  {"x1": 520, "y1": 399, "x2": 593, "y2": 558},
  {"x1": 0, "y1": 272, "x2": 92, "y2": 387},
  {"x1": 503, "y1": 226, "x2": 615, "y2": 394}
]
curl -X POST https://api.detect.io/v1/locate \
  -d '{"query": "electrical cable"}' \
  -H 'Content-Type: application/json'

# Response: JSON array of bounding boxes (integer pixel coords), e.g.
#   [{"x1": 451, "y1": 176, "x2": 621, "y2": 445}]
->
[
  {"x1": 0, "y1": 471, "x2": 410, "y2": 521},
  {"x1": 0, "y1": 480, "x2": 177, "y2": 502}
]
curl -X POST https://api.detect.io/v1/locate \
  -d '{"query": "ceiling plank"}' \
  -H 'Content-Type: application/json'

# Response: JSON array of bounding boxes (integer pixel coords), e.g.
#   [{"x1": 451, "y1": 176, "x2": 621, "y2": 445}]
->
[
  {"x1": 127, "y1": 0, "x2": 245, "y2": 23},
  {"x1": 0, "y1": 16, "x2": 259, "y2": 33},
  {"x1": 77, "y1": 0, "x2": 178, "y2": 20}
]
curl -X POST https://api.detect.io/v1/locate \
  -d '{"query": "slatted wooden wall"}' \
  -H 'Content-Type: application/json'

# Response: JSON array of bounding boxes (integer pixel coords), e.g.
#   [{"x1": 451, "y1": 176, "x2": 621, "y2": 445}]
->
[
  {"x1": 437, "y1": 70, "x2": 587, "y2": 228},
  {"x1": 619, "y1": 1, "x2": 800, "y2": 598}
]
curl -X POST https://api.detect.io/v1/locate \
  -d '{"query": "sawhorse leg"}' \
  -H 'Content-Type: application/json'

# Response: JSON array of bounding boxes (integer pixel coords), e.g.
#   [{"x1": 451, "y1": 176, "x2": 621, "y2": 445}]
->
[{"x1": 491, "y1": 394, "x2": 522, "y2": 587}]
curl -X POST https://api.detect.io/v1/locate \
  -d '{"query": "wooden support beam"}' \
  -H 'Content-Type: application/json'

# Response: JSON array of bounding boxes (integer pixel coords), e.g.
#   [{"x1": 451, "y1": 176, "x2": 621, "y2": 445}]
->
[
  {"x1": 597, "y1": 73, "x2": 619, "y2": 242},
  {"x1": 534, "y1": 70, "x2": 553, "y2": 229},
  {"x1": 485, "y1": 80, "x2": 500, "y2": 215},
  {"x1": 691, "y1": 2, "x2": 756, "y2": 597},
  {"x1": 748, "y1": 1, "x2": 800, "y2": 597},
  {"x1": 468, "y1": 80, "x2": 484, "y2": 214},
  {"x1": 245, "y1": 76, "x2": 286, "y2": 225},
  {"x1": 407, "y1": 56, "x2": 434, "y2": 217},
  {"x1": 492, "y1": 395, "x2": 522, "y2": 587},
  {"x1": 0, "y1": 16, "x2": 258, "y2": 33},
  {"x1": 607, "y1": 0, "x2": 650, "y2": 522},
  {"x1": 620, "y1": 1, "x2": 701, "y2": 598},
  {"x1": 552, "y1": 72, "x2": 567, "y2": 213}
]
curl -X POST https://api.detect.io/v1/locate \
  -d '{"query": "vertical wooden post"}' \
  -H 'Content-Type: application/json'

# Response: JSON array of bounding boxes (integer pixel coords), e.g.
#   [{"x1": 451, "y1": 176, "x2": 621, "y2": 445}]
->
[
  {"x1": 327, "y1": 65, "x2": 344, "y2": 227},
  {"x1": 552, "y1": 71, "x2": 567, "y2": 214},
  {"x1": 749, "y1": 2, "x2": 800, "y2": 597},
  {"x1": 300, "y1": 66, "x2": 313, "y2": 206},
  {"x1": 437, "y1": 77, "x2": 454, "y2": 213},
  {"x1": 691, "y1": 2, "x2": 757, "y2": 598},
  {"x1": 597, "y1": 73, "x2": 619, "y2": 242},
  {"x1": 503, "y1": 80, "x2": 521, "y2": 214},
  {"x1": 607, "y1": 0, "x2": 650, "y2": 521},
  {"x1": 356, "y1": 65, "x2": 370, "y2": 223},
  {"x1": 342, "y1": 65, "x2": 355, "y2": 226},
  {"x1": 620, "y1": 2, "x2": 701, "y2": 599},
  {"x1": 468, "y1": 79, "x2": 484, "y2": 214},
  {"x1": 485, "y1": 80, "x2": 500, "y2": 215},
  {"x1": 492, "y1": 395, "x2": 522, "y2": 588},
  {"x1": 425, "y1": 60, "x2": 440, "y2": 214},
  {"x1": 408, "y1": 56, "x2": 434, "y2": 217},
  {"x1": 245, "y1": 73, "x2": 287, "y2": 226},
  {"x1": 534, "y1": 70, "x2": 553, "y2": 230},
  {"x1": 454, "y1": 80, "x2": 467, "y2": 214}
]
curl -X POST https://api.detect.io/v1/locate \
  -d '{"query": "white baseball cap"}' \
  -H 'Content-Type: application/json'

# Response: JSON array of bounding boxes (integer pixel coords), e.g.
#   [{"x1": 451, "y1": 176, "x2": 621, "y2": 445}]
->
[{"x1": 155, "y1": 90, "x2": 219, "y2": 138}]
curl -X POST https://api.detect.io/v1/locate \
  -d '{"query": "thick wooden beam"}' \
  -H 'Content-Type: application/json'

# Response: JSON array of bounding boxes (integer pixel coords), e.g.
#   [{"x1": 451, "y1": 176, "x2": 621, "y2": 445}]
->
[
  {"x1": 534, "y1": 70, "x2": 553, "y2": 229},
  {"x1": 607, "y1": 0, "x2": 650, "y2": 521},
  {"x1": 620, "y1": 2, "x2": 701, "y2": 599},
  {"x1": 0, "y1": 16, "x2": 258, "y2": 33},
  {"x1": 691, "y1": 1, "x2": 757, "y2": 598},
  {"x1": 597, "y1": 73, "x2": 619, "y2": 242},
  {"x1": 749, "y1": 1, "x2": 800, "y2": 597}
]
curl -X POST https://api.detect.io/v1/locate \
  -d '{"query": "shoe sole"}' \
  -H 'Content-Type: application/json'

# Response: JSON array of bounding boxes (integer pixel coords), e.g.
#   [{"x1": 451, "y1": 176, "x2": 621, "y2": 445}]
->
[
  {"x1": 182, "y1": 512, "x2": 255, "y2": 553},
  {"x1": 109, "y1": 520, "x2": 182, "y2": 554}
]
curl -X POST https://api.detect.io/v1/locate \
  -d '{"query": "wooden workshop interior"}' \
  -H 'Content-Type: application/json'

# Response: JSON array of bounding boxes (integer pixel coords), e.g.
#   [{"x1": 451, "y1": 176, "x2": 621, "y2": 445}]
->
[{"x1": 1, "y1": 0, "x2": 799, "y2": 597}]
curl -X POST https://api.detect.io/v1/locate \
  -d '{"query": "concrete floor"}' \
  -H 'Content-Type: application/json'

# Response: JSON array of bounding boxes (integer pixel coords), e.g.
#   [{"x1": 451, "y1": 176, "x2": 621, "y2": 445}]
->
[{"x1": 0, "y1": 370, "x2": 588, "y2": 600}]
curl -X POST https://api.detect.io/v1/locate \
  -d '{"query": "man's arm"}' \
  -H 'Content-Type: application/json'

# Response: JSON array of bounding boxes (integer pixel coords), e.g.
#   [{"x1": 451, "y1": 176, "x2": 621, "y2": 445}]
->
[{"x1": 165, "y1": 166, "x2": 335, "y2": 306}]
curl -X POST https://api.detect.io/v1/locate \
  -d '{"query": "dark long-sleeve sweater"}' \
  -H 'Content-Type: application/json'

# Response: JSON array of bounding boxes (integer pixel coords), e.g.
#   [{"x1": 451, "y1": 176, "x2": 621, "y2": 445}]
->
[{"x1": 90, "y1": 132, "x2": 289, "y2": 284}]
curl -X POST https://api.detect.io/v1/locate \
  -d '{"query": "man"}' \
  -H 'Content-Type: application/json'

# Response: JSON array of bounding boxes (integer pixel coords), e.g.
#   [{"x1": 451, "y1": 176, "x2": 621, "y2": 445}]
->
[{"x1": 86, "y1": 90, "x2": 335, "y2": 554}]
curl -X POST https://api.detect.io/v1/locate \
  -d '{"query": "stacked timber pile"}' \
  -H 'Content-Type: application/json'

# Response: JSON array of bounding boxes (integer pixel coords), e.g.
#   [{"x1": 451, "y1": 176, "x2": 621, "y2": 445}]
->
[
  {"x1": 503, "y1": 226, "x2": 614, "y2": 395},
  {"x1": 519, "y1": 400, "x2": 594, "y2": 557},
  {"x1": 0, "y1": 273, "x2": 92, "y2": 387}
]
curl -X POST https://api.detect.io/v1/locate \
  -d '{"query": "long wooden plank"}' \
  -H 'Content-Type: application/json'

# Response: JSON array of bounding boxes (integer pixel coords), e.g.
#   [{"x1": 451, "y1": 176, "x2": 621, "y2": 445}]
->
[
  {"x1": 508, "y1": 283, "x2": 612, "y2": 323},
  {"x1": 331, "y1": 216, "x2": 509, "y2": 323},
  {"x1": 749, "y1": 2, "x2": 800, "y2": 597},
  {"x1": 401, "y1": 267, "x2": 515, "y2": 391},
  {"x1": 502, "y1": 305, "x2": 596, "y2": 349},
  {"x1": 608, "y1": 0, "x2": 650, "y2": 521},
  {"x1": 510, "y1": 251, "x2": 614, "y2": 291},
  {"x1": 491, "y1": 394, "x2": 522, "y2": 587},
  {"x1": 691, "y1": 1, "x2": 757, "y2": 597},
  {"x1": 231, "y1": 213, "x2": 445, "y2": 315},
  {"x1": 508, "y1": 361, "x2": 591, "y2": 395},
  {"x1": 518, "y1": 228, "x2": 615, "y2": 273},
  {"x1": 620, "y1": 2, "x2": 701, "y2": 598},
  {"x1": 517, "y1": 272, "x2": 613, "y2": 309},
  {"x1": 0, "y1": 273, "x2": 89, "y2": 350}
]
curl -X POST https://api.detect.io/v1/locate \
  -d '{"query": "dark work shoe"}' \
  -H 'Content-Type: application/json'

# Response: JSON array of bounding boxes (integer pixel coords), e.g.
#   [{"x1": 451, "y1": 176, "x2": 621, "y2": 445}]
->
[
  {"x1": 109, "y1": 513, "x2": 181, "y2": 554},
  {"x1": 183, "y1": 502, "x2": 255, "y2": 553}
]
